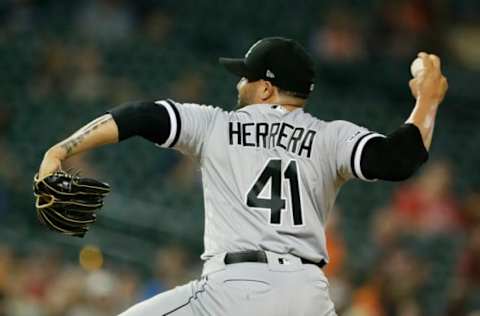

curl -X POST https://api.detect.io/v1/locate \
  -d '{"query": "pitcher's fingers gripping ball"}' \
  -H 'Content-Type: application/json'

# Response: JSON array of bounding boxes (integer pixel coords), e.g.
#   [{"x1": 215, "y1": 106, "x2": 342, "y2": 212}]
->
[{"x1": 33, "y1": 171, "x2": 111, "y2": 237}]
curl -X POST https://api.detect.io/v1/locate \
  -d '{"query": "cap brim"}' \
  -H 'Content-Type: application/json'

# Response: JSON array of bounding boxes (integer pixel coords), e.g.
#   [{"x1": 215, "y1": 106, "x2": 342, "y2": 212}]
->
[{"x1": 219, "y1": 57, "x2": 249, "y2": 78}]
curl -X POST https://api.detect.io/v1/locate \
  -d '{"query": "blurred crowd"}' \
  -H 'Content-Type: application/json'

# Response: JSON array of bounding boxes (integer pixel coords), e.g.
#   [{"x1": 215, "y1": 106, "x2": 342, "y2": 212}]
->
[
  {"x1": 0, "y1": 244, "x2": 200, "y2": 316},
  {"x1": 0, "y1": 0, "x2": 479, "y2": 315},
  {"x1": 326, "y1": 161, "x2": 480, "y2": 316},
  {"x1": 0, "y1": 0, "x2": 479, "y2": 106}
]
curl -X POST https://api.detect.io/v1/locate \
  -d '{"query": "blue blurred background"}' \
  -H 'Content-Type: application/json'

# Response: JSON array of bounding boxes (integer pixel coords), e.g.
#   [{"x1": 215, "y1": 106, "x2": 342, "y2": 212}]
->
[{"x1": 0, "y1": 0, "x2": 479, "y2": 315}]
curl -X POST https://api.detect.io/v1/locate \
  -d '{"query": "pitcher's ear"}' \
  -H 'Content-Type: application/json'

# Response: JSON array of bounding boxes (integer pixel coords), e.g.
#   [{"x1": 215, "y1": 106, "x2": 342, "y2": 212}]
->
[{"x1": 260, "y1": 80, "x2": 274, "y2": 101}]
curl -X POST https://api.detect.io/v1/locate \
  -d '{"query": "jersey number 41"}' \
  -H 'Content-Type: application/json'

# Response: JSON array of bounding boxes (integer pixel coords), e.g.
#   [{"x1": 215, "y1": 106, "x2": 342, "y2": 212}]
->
[{"x1": 246, "y1": 158, "x2": 304, "y2": 227}]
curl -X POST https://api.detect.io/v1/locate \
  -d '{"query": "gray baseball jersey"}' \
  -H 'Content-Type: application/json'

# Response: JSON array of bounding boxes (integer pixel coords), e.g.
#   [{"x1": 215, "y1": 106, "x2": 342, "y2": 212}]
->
[{"x1": 156, "y1": 100, "x2": 384, "y2": 264}]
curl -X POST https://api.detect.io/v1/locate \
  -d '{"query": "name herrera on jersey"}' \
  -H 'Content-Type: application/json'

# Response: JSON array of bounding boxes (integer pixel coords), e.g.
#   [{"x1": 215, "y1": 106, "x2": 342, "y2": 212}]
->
[{"x1": 228, "y1": 122, "x2": 316, "y2": 158}]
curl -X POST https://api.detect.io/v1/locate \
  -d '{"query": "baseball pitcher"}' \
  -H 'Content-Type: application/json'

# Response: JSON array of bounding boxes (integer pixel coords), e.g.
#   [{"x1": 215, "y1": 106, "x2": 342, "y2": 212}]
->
[{"x1": 35, "y1": 37, "x2": 447, "y2": 315}]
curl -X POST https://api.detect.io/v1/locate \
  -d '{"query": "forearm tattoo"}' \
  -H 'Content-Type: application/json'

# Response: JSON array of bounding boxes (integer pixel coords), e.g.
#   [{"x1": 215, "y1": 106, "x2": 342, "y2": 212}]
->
[{"x1": 60, "y1": 116, "x2": 112, "y2": 155}]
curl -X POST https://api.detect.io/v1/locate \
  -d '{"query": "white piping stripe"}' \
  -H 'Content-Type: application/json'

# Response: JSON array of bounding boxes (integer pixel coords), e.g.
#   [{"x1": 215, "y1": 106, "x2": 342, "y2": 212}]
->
[
  {"x1": 155, "y1": 100, "x2": 177, "y2": 148},
  {"x1": 354, "y1": 133, "x2": 385, "y2": 181}
]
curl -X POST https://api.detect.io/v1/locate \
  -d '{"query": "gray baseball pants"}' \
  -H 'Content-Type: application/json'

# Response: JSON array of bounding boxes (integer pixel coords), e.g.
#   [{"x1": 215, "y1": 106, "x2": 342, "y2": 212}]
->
[{"x1": 118, "y1": 251, "x2": 336, "y2": 316}]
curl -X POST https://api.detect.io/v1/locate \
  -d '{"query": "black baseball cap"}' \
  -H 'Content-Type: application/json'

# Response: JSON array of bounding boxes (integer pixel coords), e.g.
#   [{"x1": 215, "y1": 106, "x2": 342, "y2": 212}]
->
[{"x1": 219, "y1": 37, "x2": 315, "y2": 97}]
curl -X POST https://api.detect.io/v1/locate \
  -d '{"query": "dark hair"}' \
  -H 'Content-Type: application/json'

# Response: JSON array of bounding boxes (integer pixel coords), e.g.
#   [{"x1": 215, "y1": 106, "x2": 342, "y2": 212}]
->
[{"x1": 277, "y1": 88, "x2": 309, "y2": 100}]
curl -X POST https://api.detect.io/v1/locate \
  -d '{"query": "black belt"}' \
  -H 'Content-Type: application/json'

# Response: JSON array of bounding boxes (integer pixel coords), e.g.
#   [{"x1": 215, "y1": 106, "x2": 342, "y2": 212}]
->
[{"x1": 224, "y1": 251, "x2": 326, "y2": 269}]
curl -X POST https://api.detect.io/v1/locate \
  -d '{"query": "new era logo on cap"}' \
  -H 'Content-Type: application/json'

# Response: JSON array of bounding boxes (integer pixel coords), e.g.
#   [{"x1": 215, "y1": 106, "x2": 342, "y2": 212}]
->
[{"x1": 266, "y1": 69, "x2": 275, "y2": 78}]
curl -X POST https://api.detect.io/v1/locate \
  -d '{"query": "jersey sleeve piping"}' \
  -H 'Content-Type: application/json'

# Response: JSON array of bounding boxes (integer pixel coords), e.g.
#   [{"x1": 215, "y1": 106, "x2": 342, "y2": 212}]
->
[
  {"x1": 350, "y1": 132, "x2": 385, "y2": 181},
  {"x1": 154, "y1": 99, "x2": 182, "y2": 148}
]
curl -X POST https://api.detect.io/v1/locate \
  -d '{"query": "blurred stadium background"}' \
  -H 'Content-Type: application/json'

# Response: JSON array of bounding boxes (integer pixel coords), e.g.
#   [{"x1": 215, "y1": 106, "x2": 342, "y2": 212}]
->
[{"x1": 0, "y1": 0, "x2": 479, "y2": 315}]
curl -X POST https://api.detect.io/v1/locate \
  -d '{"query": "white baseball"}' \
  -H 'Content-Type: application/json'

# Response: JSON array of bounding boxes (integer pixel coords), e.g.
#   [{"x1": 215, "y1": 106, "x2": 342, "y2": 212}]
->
[{"x1": 410, "y1": 58, "x2": 425, "y2": 77}]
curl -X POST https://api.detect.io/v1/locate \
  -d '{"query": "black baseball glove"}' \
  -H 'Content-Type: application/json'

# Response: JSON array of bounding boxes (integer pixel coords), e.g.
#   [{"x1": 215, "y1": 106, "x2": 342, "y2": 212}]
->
[{"x1": 33, "y1": 171, "x2": 111, "y2": 237}]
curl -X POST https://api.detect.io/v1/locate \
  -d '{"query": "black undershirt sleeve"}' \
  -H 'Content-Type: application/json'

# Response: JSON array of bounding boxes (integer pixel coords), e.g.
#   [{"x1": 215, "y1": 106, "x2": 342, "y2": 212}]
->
[
  {"x1": 108, "y1": 101, "x2": 171, "y2": 144},
  {"x1": 360, "y1": 124, "x2": 428, "y2": 181}
]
